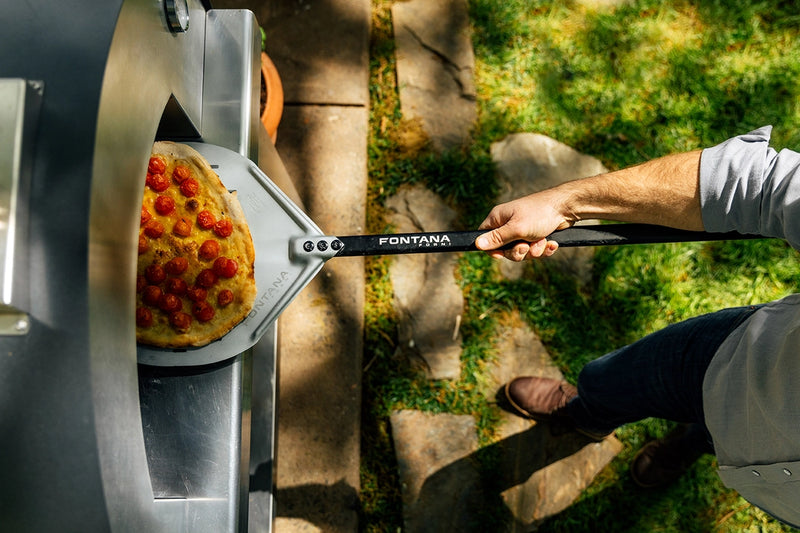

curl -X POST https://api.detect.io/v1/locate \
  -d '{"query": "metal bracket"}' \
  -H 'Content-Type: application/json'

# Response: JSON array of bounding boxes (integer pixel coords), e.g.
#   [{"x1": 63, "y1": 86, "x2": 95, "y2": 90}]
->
[{"x1": 289, "y1": 236, "x2": 343, "y2": 262}]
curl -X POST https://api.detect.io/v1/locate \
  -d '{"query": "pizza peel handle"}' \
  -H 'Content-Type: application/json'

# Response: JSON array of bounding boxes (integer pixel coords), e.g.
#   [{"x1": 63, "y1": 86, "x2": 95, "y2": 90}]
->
[{"x1": 290, "y1": 224, "x2": 761, "y2": 260}]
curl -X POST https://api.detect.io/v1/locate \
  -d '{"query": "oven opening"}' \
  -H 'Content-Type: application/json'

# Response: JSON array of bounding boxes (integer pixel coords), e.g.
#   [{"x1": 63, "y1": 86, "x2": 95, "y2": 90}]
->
[{"x1": 155, "y1": 94, "x2": 200, "y2": 142}]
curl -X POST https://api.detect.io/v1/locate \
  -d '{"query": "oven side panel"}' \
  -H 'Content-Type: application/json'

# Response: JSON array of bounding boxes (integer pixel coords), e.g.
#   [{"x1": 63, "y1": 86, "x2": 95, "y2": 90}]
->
[{"x1": 0, "y1": 1, "x2": 123, "y2": 532}]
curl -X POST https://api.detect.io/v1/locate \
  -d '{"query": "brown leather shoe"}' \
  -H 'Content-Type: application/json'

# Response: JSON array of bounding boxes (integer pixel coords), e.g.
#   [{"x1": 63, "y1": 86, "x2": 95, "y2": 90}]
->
[
  {"x1": 502, "y1": 376, "x2": 612, "y2": 441},
  {"x1": 504, "y1": 376, "x2": 578, "y2": 421},
  {"x1": 631, "y1": 424, "x2": 707, "y2": 488}
]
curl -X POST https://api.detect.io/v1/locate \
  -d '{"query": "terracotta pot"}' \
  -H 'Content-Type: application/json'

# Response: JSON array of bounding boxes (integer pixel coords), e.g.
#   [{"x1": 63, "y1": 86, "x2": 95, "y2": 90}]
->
[{"x1": 260, "y1": 51, "x2": 283, "y2": 144}]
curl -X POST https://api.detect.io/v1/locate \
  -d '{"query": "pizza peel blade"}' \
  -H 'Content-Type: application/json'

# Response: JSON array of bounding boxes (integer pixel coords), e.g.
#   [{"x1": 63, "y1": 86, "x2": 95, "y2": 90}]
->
[{"x1": 137, "y1": 142, "x2": 326, "y2": 367}]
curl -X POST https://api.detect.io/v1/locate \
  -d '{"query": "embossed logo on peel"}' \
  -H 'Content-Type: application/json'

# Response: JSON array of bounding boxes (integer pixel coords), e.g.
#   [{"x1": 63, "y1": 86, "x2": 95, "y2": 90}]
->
[{"x1": 248, "y1": 271, "x2": 290, "y2": 319}]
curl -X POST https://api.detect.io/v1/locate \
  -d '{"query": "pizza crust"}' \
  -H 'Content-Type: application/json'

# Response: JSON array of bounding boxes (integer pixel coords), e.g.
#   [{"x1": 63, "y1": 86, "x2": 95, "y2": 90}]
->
[{"x1": 136, "y1": 142, "x2": 257, "y2": 348}]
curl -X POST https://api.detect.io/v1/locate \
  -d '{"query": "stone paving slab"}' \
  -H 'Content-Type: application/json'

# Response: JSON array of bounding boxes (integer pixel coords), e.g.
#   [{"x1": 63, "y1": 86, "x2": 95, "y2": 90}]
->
[
  {"x1": 258, "y1": 0, "x2": 371, "y2": 106},
  {"x1": 271, "y1": 104, "x2": 367, "y2": 532},
  {"x1": 391, "y1": 410, "x2": 484, "y2": 532},
  {"x1": 391, "y1": 312, "x2": 621, "y2": 531},
  {"x1": 491, "y1": 133, "x2": 609, "y2": 286},
  {"x1": 392, "y1": 0, "x2": 477, "y2": 151},
  {"x1": 386, "y1": 185, "x2": 464, "y2": 380},
  {"x1": 487, "y1": 313, "x2": 622, "y2": 528}
]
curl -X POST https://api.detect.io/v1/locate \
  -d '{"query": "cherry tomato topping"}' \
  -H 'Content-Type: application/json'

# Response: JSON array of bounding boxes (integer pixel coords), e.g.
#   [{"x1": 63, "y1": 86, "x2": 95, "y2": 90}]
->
[
  {"x1": 186, "y1": 286, "x2": 208, "y2": 302},
  {"x1": 138, "y1": 235, "x2": 148, "y2": 255},
  {"x1": 158, "y1": 293, "x2": 183, "y2": 313},
  {"x1": 148, "y1": 173, "x2": 170, "y2": 192},
  {"x1": 169, "y1": 311, "x2": 192, "y2": 331},
  {"x1": 165, "y1": 257, "x2": 188, "y2": 275},
  {"x1": 197, "y1": 210, "x2": 216, "y2": 229},
  {"x1": 141, "y1": 207, "x2": 152, "y2": 226},
  {"x1": 165, "y1": 277, "x2": 188, "y2": 296},
  {"x1": 145, "y1": 264, "x2": 166, "y2": 284},
  {"x1": 136, "y1": 307, "x2": 153, "y2": 328},
  {"x1": 136, "y1": 275, "x2": 147, "y2": 292},
  {"x1": 217, "y1": 289, "x2": 234, "y2": 307},
  {"x1": 213, "y1": 257, "x2": 238, "y2": 278},
  {"x1": 148, "y1": 157, "x2": 166, "y2": 175},
  {"x1": 172, "y1": 165, "x2": 191, "y2": 183},
  {"x1": 155, "y1": 195, "x2": 175, "y2": 215},
  {"x1": 144, "y1": 219, "x2": 164, "y2": 239},
  {"x1": 199, "y1": 240, "x2": 220, "y2": 260},
  {"x1": 193, "y1": 301, "x2": 215, "y2": 322},
  {"x1": 196, "y1": 269, "x2": 217, "y2": 288},
  {"x1": 180, "y1": 178, "x2": 199, "y2": 197},
  {"x1": 213, "y1": 218, "x2": 233, "y2": 238},
  {"x1": 143, "y1": 285, "x2": 162, "y2": 307},
  {"x1": 173, "y1": 217, "x2": 192, "y2": 237}
]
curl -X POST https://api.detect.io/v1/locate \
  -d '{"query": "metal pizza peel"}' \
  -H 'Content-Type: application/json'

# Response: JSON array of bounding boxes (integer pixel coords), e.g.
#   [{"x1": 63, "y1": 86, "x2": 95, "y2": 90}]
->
[{"x1": 137, "y1": 142, "x2": 760, "y2": 367}]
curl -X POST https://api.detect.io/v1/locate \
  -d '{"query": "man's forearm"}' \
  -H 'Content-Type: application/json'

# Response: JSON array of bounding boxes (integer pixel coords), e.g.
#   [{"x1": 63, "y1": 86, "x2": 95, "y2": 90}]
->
[
  {"x1": 476, "y1": 148, "x2": 706, "y2": 259},
  {"x1": 556, "y1": 150, "x2": 705, "y2": 231}
]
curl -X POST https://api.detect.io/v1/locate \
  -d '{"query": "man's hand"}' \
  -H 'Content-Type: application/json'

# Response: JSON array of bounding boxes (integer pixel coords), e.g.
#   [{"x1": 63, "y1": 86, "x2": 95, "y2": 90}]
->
[
  {"x1": 475, "y1": 191, "x2": 571, "y2": 261},
  {"x1": 475, "y1": 150, "x2": 704, "y2": 262}
]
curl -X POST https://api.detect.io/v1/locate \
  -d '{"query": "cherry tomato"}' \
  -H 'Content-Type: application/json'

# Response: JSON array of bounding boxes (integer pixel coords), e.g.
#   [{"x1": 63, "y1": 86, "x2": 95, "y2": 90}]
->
[
  {"x1": 141, "y1": 207, "x2": 152, "y2": 226},
  {"x1": 147, "y1": 173, "x2": 170, "y2": 192},
  {"x1": 193, "y1": 301, "x2": 215, "y2": 322},
  {"x1": 148, "y1": 157, "x2": 166, "y2": 175},
  {"x1": 196, "y1": 269, "x2": 217, "y2": 288},
  {"x1": 186, "y1": 286, "x2": 207, "y2": 302},
  {"x1": 213, "y1": 218, "x2": 233, "y2": 238},
  {"x1": 136, "y1": 275, "x2": 147, "y2": 292},
  {"x1": 155, "y1": 195, "x2": 175, "y2": 215},
  {"x1": 145, "y1": 264, "x2": 166, "y2": 285},
  {"x1": 172, "y1": 165, "x2": 191, "y2": 183},
  {"x1": 197, "y1": 210, "x2": 216, "y2": 230},
  {"x1": 138, "y1": 235, "x2": 148, "y2": 255},
  {"x1": 158, "y1": 293, "x2": 183, "y2": 313},
  {"x1": 169, "y1": 311, "x2": 192, "y2": 331},
  {"x1": 180, "y1": 178, "x2": 199, "y2": 197},
  {"x1": 213, "y1": 257, "x2": 238, "y2": 278},
  {"x1": 143, "y1": 285, "x2": 162, "y2": 307},
  {"x1": 217, "y1": 289, "x2": 234, "y2": 307},
  {"x1": 144, "y1": 219, "x2": 164, "y2": 239},
  {"x1": 165, "y1": 277, "x2": 188, "y2": 296},
  {"x1": 165, "y1": 257, "x2": 188, "y2": 275},
  {"x1": 136, "y1": 307, "x2": 153, "y2": 328},
  {"x1": 199, "y1": 240, "x2": 220, "y2": 260},
  {"x1": 173, "y1": 217, "x2": 192, "y2": 237}
]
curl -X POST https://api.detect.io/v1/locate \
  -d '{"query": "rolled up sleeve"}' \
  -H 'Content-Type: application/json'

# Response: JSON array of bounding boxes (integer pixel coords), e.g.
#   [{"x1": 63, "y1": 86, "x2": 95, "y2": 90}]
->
[{"x1": 700, "y1": 125, "x2": 800, "y2": 249}]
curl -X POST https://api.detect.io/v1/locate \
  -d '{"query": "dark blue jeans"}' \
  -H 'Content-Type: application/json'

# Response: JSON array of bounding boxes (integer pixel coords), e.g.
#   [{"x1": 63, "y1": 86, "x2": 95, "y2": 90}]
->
[{"x1": 565, "y1": 305, "x2": 762, "y2": 447}]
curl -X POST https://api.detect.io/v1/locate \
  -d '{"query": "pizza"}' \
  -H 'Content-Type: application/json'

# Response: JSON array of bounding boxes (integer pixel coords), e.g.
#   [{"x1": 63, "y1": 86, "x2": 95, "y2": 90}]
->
[{"x1": 136, "y1": 141, "x2": 256, "y2": 348}]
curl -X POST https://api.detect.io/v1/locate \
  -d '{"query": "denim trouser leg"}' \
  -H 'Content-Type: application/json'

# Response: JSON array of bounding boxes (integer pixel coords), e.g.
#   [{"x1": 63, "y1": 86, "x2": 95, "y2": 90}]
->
[{"x1": 565, "y1": 305, "x2": 761, "y2": 438}]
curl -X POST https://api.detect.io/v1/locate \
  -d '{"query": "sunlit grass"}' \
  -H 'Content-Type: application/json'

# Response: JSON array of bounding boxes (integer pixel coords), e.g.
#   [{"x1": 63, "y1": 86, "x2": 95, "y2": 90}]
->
[{"x1": 361, "y1": 0, "x2": 800, "y2": 531}]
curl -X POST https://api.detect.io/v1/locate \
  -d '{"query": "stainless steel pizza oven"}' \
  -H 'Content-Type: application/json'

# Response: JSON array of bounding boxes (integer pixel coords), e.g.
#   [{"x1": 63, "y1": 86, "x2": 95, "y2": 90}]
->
[{"x1": 0, "y1": 1, "x2": 280, "y2": 531}]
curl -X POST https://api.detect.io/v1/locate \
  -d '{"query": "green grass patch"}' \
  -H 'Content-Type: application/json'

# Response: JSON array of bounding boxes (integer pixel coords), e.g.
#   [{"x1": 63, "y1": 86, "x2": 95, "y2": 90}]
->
[{"x1": 361, "y1": 0, "x2": 800, "y2": 531}]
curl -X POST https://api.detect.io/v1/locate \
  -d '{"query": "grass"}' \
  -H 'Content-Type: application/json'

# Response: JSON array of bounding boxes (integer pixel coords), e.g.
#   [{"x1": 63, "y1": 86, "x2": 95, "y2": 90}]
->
[{"x1": 362, "y1": 0, "x2": 800, "y2": 531}]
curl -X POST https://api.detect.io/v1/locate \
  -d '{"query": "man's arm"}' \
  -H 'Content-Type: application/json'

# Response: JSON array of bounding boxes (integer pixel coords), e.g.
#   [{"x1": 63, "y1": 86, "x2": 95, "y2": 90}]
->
[{"x1": 476, "y1": 150, "x2": 704, "y2": 261}]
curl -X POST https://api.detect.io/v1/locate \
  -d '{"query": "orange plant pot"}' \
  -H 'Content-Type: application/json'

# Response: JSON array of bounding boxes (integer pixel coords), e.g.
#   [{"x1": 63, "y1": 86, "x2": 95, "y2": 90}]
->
[{"x1": 260, "y1": 51, "x2": 283, "y2": 144}]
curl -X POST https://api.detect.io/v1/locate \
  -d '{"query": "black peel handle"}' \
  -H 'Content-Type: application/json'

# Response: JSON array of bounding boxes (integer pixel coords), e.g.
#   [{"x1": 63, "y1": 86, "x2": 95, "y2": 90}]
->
[{"x1": 294, "y1": 224, "x2": 760, "y2": 259}]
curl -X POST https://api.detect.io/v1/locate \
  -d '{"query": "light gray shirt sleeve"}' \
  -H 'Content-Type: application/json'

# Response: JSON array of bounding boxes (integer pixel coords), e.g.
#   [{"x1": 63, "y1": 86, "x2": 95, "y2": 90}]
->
[{"x1": 700, "y1": 125, "x2": 800, "y2": 249}]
